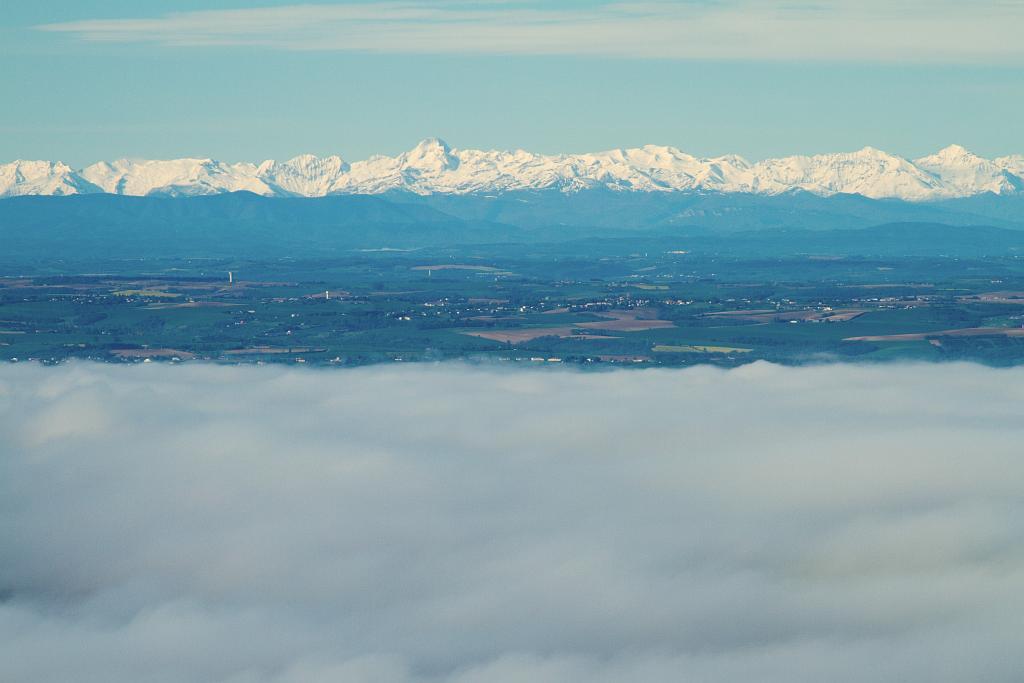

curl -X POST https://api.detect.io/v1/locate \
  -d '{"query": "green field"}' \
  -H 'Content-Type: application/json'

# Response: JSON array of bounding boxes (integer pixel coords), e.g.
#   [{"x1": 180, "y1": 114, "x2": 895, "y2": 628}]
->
[{"x1": 4, "y1": 243, "x2": 1024, "y2": 366}]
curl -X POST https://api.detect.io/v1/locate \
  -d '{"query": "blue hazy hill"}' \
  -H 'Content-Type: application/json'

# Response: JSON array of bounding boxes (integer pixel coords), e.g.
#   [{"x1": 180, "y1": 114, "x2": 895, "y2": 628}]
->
[{"x1": 3, "y1": 190, "x2": 1024, "y2": 263}]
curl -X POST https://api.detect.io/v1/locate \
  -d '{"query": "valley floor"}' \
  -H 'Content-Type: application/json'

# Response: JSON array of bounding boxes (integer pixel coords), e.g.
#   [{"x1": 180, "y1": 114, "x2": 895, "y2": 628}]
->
[{"x1": 5, "y1": 243, "x2": 1024, "y2": 367}]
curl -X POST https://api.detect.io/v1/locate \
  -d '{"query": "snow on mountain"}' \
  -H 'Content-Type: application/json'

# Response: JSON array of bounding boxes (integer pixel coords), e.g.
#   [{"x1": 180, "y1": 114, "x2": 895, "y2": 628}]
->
[
  {"x1": 0, "y1": 160, "x2": 100, "y2": 197},
  {"x1": 338, "y1": 140, "x2": 758, "y2": 194},
  {"x1": 256, "y1": 154, "x2": 349, "y2": 196},
  {"x1": 3, "y1": 141, "x2": 1022, "y2": 200},
  {"x1": 750, "y1": 147, "x2": 948, "y2": 200},
  {"x1": 915, "y1": 144, "x2": 1022, "y2": 196},
  {"x1": 995, "y1": 155, "x2": 1024, "y2": 177},
  {"x1": 554, "y1": 145, "x2": 756, "y2": 193},
  {"x1": 81, "y1": 158, "x2": 275, "y2": 197}
]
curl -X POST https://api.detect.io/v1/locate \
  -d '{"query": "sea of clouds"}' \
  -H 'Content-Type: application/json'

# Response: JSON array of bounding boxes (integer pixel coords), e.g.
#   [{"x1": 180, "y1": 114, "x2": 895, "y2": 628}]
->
[{"x1": 1, "y1": 361, "x2": 1022, "y2": 683}]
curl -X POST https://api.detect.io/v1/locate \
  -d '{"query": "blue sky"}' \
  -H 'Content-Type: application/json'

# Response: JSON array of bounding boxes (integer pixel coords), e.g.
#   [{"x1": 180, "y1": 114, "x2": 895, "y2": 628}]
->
[{"x1": 3, "y1": 1, "x2": 1022, "y2": 165}]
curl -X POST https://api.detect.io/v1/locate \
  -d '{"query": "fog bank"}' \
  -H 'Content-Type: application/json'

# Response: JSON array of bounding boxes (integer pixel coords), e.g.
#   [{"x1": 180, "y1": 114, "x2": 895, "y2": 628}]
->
[{"x1": 1, "y1": 362, "x2": 1022, "y2": 682}]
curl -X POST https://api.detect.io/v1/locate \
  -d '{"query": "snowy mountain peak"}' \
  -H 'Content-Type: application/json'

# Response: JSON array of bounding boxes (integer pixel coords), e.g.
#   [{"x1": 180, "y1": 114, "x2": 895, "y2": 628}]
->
[
  {"x1": 80, "y1": 157, "x2": 273, "y2": 197},
  {"x1": 916, "y1": 144, "x2": 1017, "y2": 195},
  {"x1": 2, "y1": 142, "x2": 1021, "y2": 201},
  {"x1": 413, "y1": 137, "x2": 452, "y2": 153},
  {"x1": 917, "y1": 144, "x2": 986, "y2": 169},
  {"x1": 402, "y1": 138, "x2": 459, "y2": 173},
  {"x1": 256, "y1": 154, "x2": 350, "y2": 196},
  {"x1": 929, "y1": 144, "x2": 975, "y2": 160},
  {"x1": 0, "y1": 160, "x2": 99, "y2": 197}
]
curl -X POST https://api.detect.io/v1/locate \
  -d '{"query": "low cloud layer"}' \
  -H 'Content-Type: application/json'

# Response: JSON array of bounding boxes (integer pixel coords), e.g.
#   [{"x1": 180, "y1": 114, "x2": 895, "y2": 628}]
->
[
  {"x1": 38, "y1": 1, "x2": 1024, "y2": 65},
  {"x1": 1, "y1": 361, "x2": 1022, "y2": 682}
]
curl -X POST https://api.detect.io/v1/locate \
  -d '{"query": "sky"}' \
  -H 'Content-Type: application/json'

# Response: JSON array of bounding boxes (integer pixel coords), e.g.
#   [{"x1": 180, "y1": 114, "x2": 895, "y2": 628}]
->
[
  {"x1": 2, "y1": 361, "x2": 1023, "y2": 683},
  {"x1": 2, "y1": 1, "x2": 1023, "y2": 165}
]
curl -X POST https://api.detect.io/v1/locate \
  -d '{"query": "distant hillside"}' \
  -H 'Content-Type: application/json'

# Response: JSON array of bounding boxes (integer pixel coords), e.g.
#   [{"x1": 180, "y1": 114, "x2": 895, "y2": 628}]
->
[
  {"x1": 3, "y1": 192, "x2": 1023, "y2": 264},
  {"x1": 0, "y1": 193, "x2": 519, "y2": 260},
  {"x1": 395, "y1": 189, "x2": 1024, "y2": 233}
]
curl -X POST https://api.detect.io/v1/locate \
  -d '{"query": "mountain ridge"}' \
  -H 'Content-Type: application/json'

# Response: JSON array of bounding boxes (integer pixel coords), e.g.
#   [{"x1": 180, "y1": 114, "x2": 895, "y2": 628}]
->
[{"x1": 3, "y1": 139, "x2": 1022, "y2": 201}]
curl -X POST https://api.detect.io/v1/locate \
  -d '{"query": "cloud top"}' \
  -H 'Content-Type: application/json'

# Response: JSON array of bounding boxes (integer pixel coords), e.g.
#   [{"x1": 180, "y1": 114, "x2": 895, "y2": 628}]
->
[
  {"x1": 1, "y1": 361, "x2": 1023, "y2": 682},
  {"x1": 37, "y1": 1, "x2": 1024, "y2": 64}
]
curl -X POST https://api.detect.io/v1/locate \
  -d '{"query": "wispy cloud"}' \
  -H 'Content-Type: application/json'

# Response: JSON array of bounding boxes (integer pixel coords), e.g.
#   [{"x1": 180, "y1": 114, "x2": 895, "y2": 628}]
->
[
  {"x1": 36, "y1": 1, "x2": 1024, "y2": 64},
  {"x1": 1, "y1": 361, "x2": 1023, "y2": 682}
]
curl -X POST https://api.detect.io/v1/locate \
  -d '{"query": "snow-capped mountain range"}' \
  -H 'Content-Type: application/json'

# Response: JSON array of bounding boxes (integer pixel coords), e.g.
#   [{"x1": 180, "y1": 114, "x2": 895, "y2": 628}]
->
[{"x1": 3, "y1": 139, "x2": 1022, "y2": 201}]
